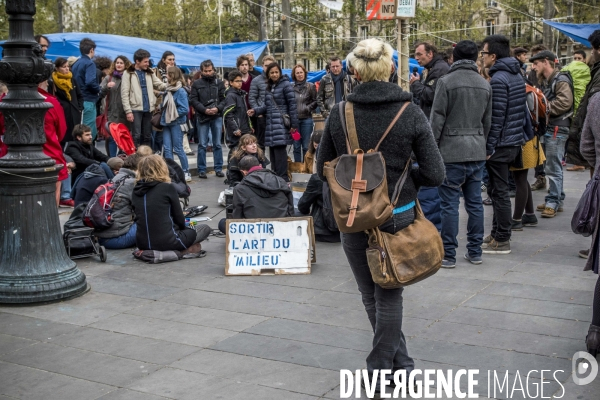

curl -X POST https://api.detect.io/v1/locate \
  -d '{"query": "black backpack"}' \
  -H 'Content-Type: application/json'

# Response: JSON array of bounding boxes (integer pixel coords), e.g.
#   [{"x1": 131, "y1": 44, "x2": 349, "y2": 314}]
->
[{"x1": 321, "y1": 181, "x2": 339, "y2": 232}]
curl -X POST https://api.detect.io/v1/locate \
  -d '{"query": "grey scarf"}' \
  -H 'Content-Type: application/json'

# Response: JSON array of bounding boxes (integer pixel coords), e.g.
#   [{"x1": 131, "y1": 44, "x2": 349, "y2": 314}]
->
[{"x1": 163, "y1": 81, "x2": 183, "y2": 124}]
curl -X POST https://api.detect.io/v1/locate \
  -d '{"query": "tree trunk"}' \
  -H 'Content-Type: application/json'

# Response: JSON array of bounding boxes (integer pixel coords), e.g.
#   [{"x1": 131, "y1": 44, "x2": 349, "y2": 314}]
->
[
  {"x1": 281, "y1": 0, "x2": 294, "y2": 69},
  {"x1": 57, "y1": 0, "x2": 64, "y2": 32},
  {"x1": 259, "y1": 0, "x2": 268, "y2": 43},
  {"x1": 543, "y1": 0, "x2": 555, "y2": 48},
  {"x1": 348, "y1": 0, "x2": 356, "y2": 52}
]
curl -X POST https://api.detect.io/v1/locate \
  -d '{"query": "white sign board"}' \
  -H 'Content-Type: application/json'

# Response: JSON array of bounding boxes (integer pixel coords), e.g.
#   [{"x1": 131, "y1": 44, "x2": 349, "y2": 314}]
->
[
  {"x1": 319, "y1": 0, "x2": 344, "y2": 11},
  {"x1": 225, "y1": 217, "x2": 315, "y2": 276},
  {"x1": 396, "y1": 0, "x2": 416, "y2": 18}
]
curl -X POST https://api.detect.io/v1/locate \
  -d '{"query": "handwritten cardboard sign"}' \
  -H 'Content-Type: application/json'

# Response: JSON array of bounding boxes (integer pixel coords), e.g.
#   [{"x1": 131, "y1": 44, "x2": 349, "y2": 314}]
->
[{"x1": 225, "y1": 217, "x2": 316, "y2": 276}]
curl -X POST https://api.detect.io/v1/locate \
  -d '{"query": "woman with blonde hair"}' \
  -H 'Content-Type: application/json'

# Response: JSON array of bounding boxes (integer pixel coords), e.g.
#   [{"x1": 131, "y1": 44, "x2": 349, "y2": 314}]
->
[
  {"x1": 131, "y1": 155, "x2": 210, "y2": 252},
  {"x1": 160, "y1": 66, "x2": 191, "y2": 181},
  {"x1": 317, "y1": 38, "x2": 444, "y2": 395},
  {"x1": 100, "y1": 55, "x2": 132, "y2": 156}
]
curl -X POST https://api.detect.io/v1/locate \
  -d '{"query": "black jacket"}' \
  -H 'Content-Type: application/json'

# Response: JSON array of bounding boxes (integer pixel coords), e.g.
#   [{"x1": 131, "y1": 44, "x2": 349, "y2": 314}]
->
[
  {"x1": 232, "y1": 168, "x2": 294, "y2": 219},
  {"x1": 47, "y1": 78, "x2": 84, "y2": 144},
  {"x1": 190, "y1": 75, "x2": 226, "y2": 123},
  {"x1": 228, "y1": 152, "x2": 270, "y2": 186},
  {"x1": 64, "y1": 140, "x2": 109, "y2": 182},
  {"x1": 297, "y1": 174, "x2": 339, "y2": 238},
  {"x1": 131, "y1": 181, "x2": 196, "y2": 251},
  {"x1": 71, "y1": 163, "x2": 108, "y2": 207},
  {"x1": 487, "y1": 57, "x2": 527, "y2": 155},
  {"x1": 317, "y1": 81, "x2": 445, "y2": 208},
  {"x1": 222, "y1": 88, "x2": 253, "y2": 148},
  {"x1": 293, "y1": 80, "x2": 318, "y2": 119},
  {"x1": 410, "y1": 55, "x2": 450, "y2": 118}
]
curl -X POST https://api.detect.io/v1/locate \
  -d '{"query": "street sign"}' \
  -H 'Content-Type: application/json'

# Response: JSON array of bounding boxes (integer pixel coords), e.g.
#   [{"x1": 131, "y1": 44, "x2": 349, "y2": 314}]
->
[
  {"x1": 396, "y1": 0, "x2": 417, "y2": 18},
  {"x1": 366, "y1": 0, "x2": 396, "y2": 20}
]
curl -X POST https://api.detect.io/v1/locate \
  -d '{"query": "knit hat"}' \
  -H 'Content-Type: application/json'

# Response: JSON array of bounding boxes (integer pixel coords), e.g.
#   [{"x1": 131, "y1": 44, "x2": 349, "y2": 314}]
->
[
  {"x1": 453, "y1": 40, "x2": 479, "y2": 62},
  {"x1": 107, "y1": 157, "x2": 124, "y2": 170}
]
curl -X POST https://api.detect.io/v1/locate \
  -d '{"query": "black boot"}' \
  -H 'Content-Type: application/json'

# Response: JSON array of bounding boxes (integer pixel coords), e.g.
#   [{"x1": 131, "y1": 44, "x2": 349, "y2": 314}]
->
[{"x1": 586, "y1": 324, "x2": 600, "y2": 357}]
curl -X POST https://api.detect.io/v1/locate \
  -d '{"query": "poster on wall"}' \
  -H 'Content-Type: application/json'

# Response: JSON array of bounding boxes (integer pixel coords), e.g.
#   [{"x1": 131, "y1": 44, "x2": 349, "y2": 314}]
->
[{"x1": 396, "y1": 0, "x2": 417, "y2": 18}]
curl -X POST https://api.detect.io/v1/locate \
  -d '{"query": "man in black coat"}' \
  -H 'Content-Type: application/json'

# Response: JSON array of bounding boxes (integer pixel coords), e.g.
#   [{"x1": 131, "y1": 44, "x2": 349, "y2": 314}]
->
[
  {"x1": 64, "y1": 123, "x2": 109, "y2": 183},
  {"x1": 409, "y1": 42, "x2": 450, "y2": 118},
  {"x1": 232, "y1": 156, "x2": 294, "y2": 219}
]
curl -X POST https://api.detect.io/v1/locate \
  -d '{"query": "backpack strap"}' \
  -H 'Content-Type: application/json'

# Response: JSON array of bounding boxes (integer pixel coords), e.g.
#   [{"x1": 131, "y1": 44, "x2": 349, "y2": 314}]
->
[
  {"x1": 344, "y1": 103, "x2": 360, "y2": 153},
  {"x1": 338, "y1": 101, "x2": 352, "y2": 154},
  {"x1": 374, "y1": 102, "x2": 410, "y2": 151},
  {"x1": 391, "y1": 159, "x2": 412, "y2": 207}
]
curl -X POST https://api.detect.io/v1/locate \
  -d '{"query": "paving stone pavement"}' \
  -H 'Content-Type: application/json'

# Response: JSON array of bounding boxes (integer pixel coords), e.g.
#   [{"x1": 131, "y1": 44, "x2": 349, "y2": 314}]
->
[{"x1": 1, "y1": 167, "x2": 599, "y2": 399}]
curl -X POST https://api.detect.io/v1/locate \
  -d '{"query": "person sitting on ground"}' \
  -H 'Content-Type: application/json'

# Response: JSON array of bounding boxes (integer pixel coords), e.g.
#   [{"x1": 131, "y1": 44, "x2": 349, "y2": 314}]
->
[
  {"x1": 131, "y1": 155, "x2": 211, "y2": 252},
  {"x1": 303, "y1": 131, "x2": 322, "y2": 174},
  {"x1": 223, "y1": 70, "x2": 254, "y2": 153},
  {"x1": 218, "y1": 155, "x2": 293, "y2": 233},
  {"x1": 95, "y1": 153, "x2": 141, "y2": 249},
  {"x1": 297, "y1": 172, "x2": 341, "y2": 243},
  {"x1": 70, "y1": 161, "x2": 111, "y2": 207},
  {"x1": 64, "y1": 123, "x2": 110, "y2": 183},
  {"x1": 136, "y1": 144, "x2": 189, "y2": 199},
  {"x1": 136, "y1": 144, "x2": 153, "y2": 157},
  {"x1": 227, "y1": 134, "x2": 270, "y2": 186}
]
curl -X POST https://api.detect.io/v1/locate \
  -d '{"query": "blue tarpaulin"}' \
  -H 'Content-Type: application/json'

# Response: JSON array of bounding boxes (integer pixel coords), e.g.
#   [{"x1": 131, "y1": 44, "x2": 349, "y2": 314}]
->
[
  {"x1": 543, "y1": 21, "x2": 600, "y2": 48},
  {"x1": 0, "y1": 33, "x2": 269, "y2": 70}
]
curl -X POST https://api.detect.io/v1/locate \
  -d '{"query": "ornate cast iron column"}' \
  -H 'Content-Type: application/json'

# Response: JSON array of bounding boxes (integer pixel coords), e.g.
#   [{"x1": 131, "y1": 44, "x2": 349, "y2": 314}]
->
[{"x1": 0, "y1": 0, "x2": 87, "y2": 303}]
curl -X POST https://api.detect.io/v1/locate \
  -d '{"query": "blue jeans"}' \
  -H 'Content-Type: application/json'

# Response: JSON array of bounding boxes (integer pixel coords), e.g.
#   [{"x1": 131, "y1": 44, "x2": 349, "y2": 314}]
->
[
  {"x1": 83, "y1": 101, "x2": 97, "y2": 141},
  {"x1": 544, "y1": 129, "x2": 568, "y2": 210},
  {"x1": 342, "y1": 231, "x2": 414, "y2": 390},
  {"x1": 152, "y1": 129, "x2": 163, "y2": 153},
  {"x1": 439, "y1": 161, "x2": 485, "y2": 262},
  {"x1": 162, "y1": 124, "x2": 189, "y2": 172},
  {"x1": 60, "y1": 176, "x2": 72, "y2": 200},
  {"x1": 197, "y1": 118, "x2": 223, "y2": 173},
  {"x1": 293, "y1": 118, "x2": 313, "y2": 162},
  {"x1": 99, "y1": 224, "x2": 137, "y2": 249},
  {"x1": 107, "y1": 137, "x2": 118, "y2": 157}
]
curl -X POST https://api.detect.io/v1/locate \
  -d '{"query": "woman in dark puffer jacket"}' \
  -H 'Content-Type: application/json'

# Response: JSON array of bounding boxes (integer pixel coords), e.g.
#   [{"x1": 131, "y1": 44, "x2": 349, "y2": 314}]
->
[{"x1": 255, "y1": 62, "x2": 299, "y2": 181}]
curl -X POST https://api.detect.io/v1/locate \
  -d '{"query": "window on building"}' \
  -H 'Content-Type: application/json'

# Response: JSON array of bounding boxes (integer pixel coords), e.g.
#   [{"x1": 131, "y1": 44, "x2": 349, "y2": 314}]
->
[
  {"x1": 223, "y1": 4, "x2": 231, "y2": 13},
  {"x1": 434, "y1": 0, "x2": 443, "y2": 9},
  {"x1": 303, "y1": 59, "x2": 310, "y2": 70},
  {"x1": 304, "y1": 31, "x2": 310, "y2": 50},
  {"x1": 330, "y1": 9, "x2": 337, "y2": 19},
  {"x1": 486, "y1": 0, "x2": 497, "y2": 7},
  {"x1": 317, "y1": 59, "x2": 323, "y2": 70},
  {"x1": 280, "y1": 59, "x2": 285, "y2": 69},
  {"x1": 512, "y1": 18, "x2": 523, "y2": 40},
  {"x1": 486, "y1": 19, "x2": 496, "y2": 36},
  {"x1": 360, "y1": 26, "x2": 369, "y2": 40}
]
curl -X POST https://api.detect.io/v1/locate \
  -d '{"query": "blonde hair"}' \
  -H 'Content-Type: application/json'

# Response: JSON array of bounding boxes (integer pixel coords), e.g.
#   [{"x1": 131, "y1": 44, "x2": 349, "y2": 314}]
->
[
  {"x1": 232, "y1": 134, "x2": 266, "y2": 161},
  {"x1": 136, "y1": 154, "x2": 171, "y2": 183},
  {"x1": 167, "y1": 66, "x2": 185, "y2": 85},
  {"x1": 262, "y1": 55, "x2": 276, "y2": 65},
  {"x1": 137, "y1": 145, "x2": 153, "y2": 157},
  {"x1": 346, "y1": 38, "x2": 394, "y2": 82}
]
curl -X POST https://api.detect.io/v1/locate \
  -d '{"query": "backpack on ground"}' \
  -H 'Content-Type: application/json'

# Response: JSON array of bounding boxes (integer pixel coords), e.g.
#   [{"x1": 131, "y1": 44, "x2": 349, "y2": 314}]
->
[
  {"x1": 82, "y1": 177, "x2": 127, "y2": 230},
  {"x1": 323, "y1": 101, "x2": 409, "y2": 233},
  {"x1": 525, "y1": 83, "x2": 549, "y2": 135}
]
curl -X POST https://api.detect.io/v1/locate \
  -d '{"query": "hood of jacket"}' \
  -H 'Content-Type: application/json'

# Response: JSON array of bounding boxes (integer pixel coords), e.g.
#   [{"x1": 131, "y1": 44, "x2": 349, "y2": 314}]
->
[
  {"x1": 490, "y1": 57, "x2": 522, "y2": 76},
  {"x1": 113, "y1": 168, "x2": 136, "y2": 181},
  {"x1": 346, "y1": 81, "x2": 412, "y2": 105},
  {"x1": 133, "y1": 180, "x2": 162, "y2": 197},
  {"x1": 83, "y1": 163, "x2": 107, "y2": 179},
  {"x1": 243, "y1": 169, "x2": 291, "y2": 198},
  {"x1": 448, "y1": 60, "x2": 478, "y2": 74}
]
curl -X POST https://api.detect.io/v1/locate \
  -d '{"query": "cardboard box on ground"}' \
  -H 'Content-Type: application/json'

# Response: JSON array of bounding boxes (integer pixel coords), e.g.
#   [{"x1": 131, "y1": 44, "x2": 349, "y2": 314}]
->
[{"x1": 225, "y1": 217, "x2": 316, "y2": 276}]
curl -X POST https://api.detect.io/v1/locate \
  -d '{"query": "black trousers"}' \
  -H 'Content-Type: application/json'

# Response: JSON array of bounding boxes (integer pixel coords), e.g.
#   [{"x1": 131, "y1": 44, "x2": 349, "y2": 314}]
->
[
  {"x1": 486, "y1": 146, "x2": 520, "y2": 242},
  {"x1": 254, "y1": 116, "x2": 266, "y2": 149},
  {"x1": 269, "y1": 145, "x2": 289, "y2": 182}
]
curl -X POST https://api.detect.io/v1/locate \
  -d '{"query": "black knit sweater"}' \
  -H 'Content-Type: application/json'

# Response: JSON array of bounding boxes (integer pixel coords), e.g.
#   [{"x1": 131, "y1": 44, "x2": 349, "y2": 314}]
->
[{"x1": 316, "y1": 81, "x2": 445, "y2": 210}]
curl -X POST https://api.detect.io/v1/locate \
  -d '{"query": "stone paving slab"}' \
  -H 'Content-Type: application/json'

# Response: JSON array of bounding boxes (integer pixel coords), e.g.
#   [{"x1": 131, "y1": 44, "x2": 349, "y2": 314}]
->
[{"x1": 2, "y1": 167, "x2": 599, "y2": 399}]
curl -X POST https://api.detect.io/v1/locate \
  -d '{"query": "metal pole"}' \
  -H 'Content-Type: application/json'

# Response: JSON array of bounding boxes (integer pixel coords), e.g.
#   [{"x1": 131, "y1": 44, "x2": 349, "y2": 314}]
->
[
  {"x1": 400, "y1": 19, "x2": 410, "y2": 92},
  {"x1": 396, "y1": 18, "x2": 402, "y2": 88},
  {"x1": 0, "y1": 0, "x2": 88, "y2": 303}
]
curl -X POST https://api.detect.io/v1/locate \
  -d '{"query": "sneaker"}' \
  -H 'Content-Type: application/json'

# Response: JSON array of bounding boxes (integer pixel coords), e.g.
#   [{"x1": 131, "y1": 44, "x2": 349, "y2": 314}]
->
[
  {"x1": 186, "y1": 151, "x2": 195, "y2": 156},
  {"x1": 579, "y1": 249, "x2": 590, "y2": 259},
  {"x1": 194, "y1": 224, "x2": 212, "y2": 243},
  {"x1": 531, "y1": 176, "x2": 547, "y2": 191},
  {"x1": 464, "y1": 253, "x2": 483, "y2": 265},
  {"x1": 59, "y1": 199, "x2": 74, "y2": 208},
  {"x1": 567, "y1": 165, "x2": 586, "y2": 171},
  {"x1": 511, "y1": 219, "x2": 523, "y2": 231},
  {"x1": 483, "y1": 197, "x2": 493, "y2": 206},
  {"x1": 198, "y1": 172, "x2": 207, "y2": 179},
  {"x1": 215, "y1": 171, "x2": 225, "y2": 178},
  {"x1": 541, "y1": 207, "x2": 557, "y2": 218},
  {"x1": 522, "y1": 214, "x2": 538, "y2": 226},
  {"x1": 441, "y1": 259, "x2": 456, "y2": 269},
  {"x1": 537, "y1": 203, "x2": 563, "y2": 212},
  {"x1": 184, "y1": 172, "x2": 192, "y2": 182},
  {"x1": 481, "y1": 234, "x2": 493, "y2": 249},
  {"x1": 481, "y1": 183, "x2": 487, "y2": 192},
  {"x1": 482, "y1": 239, "x2": 511, "y2": 254}
]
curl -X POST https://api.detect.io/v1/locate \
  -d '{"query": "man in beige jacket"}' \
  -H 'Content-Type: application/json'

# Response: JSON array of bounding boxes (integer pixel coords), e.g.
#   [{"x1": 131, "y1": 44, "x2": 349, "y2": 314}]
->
[{"x1": 121, "y1": 49, "x2": 166, "y2": 147}]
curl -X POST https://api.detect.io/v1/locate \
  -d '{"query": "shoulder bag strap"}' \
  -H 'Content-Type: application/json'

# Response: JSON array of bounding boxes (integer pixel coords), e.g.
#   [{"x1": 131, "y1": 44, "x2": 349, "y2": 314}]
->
[
  {"x1": 374, "y1": 102, "x2": 410, "y2": 151},
  {"x1": 390, "y1": 159, "x2": 413, "y2": 207},
  {"x1": 344, "y1": 102, "x2": 360, "y2": 153},
  {"x1": 338, "y1": 101, "x2": 352, "y2": 154}
]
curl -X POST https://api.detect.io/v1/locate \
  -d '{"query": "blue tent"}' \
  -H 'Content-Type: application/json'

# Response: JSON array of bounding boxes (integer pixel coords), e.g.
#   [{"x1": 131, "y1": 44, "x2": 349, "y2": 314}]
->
[
  {"x1": 0, "y1": 32, "x2": 269, "y2": 70},
  {"x1": 543, "y1": 21, "x2": 600, "y2": 48}
]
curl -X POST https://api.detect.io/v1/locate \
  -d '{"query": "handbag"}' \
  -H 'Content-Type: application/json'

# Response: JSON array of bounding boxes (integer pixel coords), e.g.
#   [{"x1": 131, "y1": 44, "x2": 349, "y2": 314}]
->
[
  {"x1": 270, "y1": 92, "x2": 291, "y2": 129},
  {"x1": 572, "y1": 172, "x2": 600, "y2": 237},
  {"x1": 364, "y1": 152, "x2": 443, "y2": 288},
  {"x1": 151, "y1": 107, "x2": 163, "y2": 129}
]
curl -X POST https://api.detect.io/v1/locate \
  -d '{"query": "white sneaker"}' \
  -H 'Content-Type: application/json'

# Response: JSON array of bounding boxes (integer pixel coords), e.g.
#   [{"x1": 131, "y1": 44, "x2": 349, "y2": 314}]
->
[{"x1": 184, "y1": 172, "x2": 192, "y2": 182}]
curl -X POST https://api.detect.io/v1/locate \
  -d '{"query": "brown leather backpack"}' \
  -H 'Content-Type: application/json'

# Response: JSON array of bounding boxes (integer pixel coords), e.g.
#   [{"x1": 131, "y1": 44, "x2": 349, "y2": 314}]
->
[{"x1": 323, "y1": 101, "x2": 409, "y2": 233}]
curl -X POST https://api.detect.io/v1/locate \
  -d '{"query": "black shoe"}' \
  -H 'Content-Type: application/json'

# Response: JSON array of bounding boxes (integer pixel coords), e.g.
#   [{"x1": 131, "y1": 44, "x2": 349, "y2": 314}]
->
[
  {"x1": 483, "y1": 197, "x2": 493, "y2": 206},
  {"x1": 511, "y1": 219, "x2": 523, "y2": 231},
  {"x1": 522, "y1": 214, "x2": 538, "y2": 227},
  {"x1": 198, "y1": 172, "x2": 207, "y2": 179},
  {"x1": 216, "y1": 171, "x2": 225, "y2": 178},
  {"x1": 586, "y1": 324, "x2": 600, "y2": 358}
]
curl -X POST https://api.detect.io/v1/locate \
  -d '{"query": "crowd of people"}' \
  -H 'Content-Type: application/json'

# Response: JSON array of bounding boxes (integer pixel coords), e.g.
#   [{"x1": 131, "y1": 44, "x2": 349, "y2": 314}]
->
[{"x1": 1, "y1": 30, "x2": 600, "y2": 398}]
